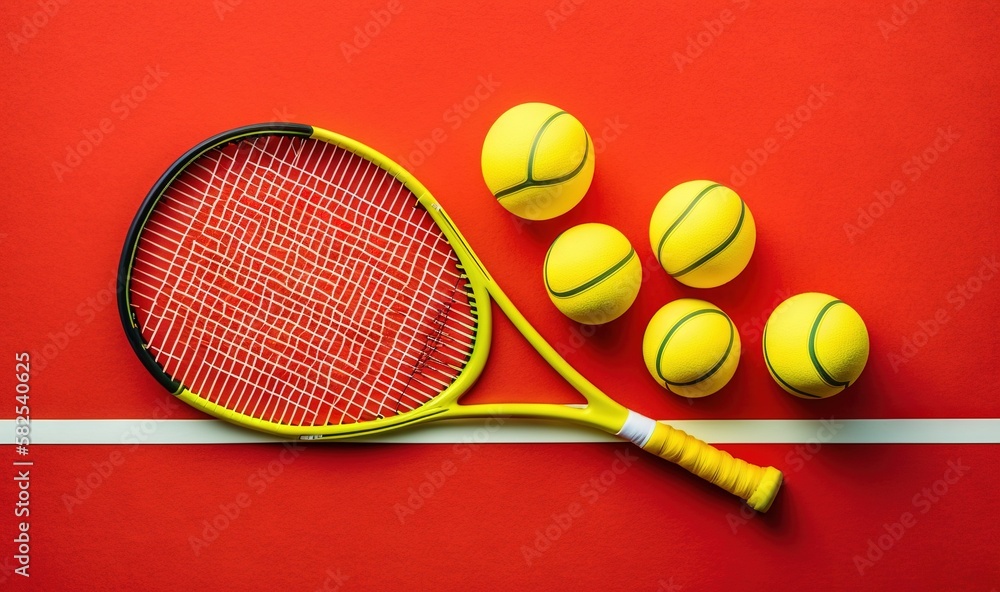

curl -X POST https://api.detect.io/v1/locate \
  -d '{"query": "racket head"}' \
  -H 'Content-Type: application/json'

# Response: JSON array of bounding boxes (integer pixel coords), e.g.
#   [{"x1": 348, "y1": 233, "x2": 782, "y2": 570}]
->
[{"x1": 117, "y1": 123, "x2": 495, "y2": 438}]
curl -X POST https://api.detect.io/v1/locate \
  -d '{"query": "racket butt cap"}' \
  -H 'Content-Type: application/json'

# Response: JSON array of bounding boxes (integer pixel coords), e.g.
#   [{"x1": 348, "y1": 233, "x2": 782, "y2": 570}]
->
[{"x1": 746, "y1": 466, "x2": 783, "y2": 513}]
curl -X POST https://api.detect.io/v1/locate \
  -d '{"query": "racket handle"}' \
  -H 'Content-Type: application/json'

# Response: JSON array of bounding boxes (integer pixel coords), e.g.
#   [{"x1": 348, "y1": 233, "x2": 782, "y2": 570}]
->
[{"x1": 639, "y1": 420, "x2": 783, "y2": 512}]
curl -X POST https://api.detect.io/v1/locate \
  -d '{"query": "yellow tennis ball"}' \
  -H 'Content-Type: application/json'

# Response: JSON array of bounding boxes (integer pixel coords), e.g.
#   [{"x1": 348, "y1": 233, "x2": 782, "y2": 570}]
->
[
  {"x1": 763, "y1": 292, "x2": 869, "y2": 399},
  {"x1": 649, "y1": 180, "x2": 756, "y2": 288},
  {"x1": 642, "y1": 299, "x2": 741, "y2": 398},
  {"x1": 543, "y1": 223, "x2": 641, "y2": 325},
  {"x1": 482, "y1": 102, "x2": 595, "y2": 220}
]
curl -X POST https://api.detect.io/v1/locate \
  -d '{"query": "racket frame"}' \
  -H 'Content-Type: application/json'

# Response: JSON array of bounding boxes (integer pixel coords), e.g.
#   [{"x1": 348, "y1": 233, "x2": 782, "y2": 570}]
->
[{"x1": 118, "y1": 123, "x2": 629, "y2": 440}]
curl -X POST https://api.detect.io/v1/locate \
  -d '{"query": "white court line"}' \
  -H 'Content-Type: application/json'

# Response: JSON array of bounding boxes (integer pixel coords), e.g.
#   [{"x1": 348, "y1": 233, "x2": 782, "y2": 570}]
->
[{"x1": 3, "y1": 418, "x2": 999, "y2": 445}]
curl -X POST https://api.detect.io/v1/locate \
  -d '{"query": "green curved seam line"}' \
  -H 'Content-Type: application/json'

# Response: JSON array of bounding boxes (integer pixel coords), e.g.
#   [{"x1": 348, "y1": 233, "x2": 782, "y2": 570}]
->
[
  {"x1": 670, "y1": 199, "x2": 746, "y2": 278},
  {"x1": 655, "y1": 183, "x2": 722, "y2": 262},
  {"x1": 809, "y1": 299, "x2": 850, "y2": 388},
  {"x1": 495, "y1": 111, "x2": 591, "y2": 200},
  {"x1": 545, "y1": 248, "x2": 636, "y2": 298},
  {"x1": 762, "y1": 325, "x2": 822, "y2": 398},
  {"x1": 655, "y1": 309, "x2": 734, "y2": 386}
]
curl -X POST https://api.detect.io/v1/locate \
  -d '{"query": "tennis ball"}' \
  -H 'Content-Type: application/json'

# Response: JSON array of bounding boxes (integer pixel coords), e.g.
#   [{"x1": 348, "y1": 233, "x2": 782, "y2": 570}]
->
[
  {"x1": 642, "y1": 299, "x2": 741, "y2": 398},
  {"x1": 543, "y1": 223, "x2": 641, "y2": 324},
  {"x1": 763, "y1": 292, "x2": 869, "y2": 399},
  {"x1": 649, "y1": 180, "x2": 756, "y2": 288},
  {"x1": 482, "y1": 102, "x2": 595, "y2": 220}
]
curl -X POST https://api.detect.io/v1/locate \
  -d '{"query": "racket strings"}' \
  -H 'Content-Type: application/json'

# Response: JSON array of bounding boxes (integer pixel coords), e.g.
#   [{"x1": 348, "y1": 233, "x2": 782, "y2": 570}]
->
[
  {"x1": 140, "y1": 139, "x2": 377, "y2": 421},
  {"x1": 164, "y1": 140, "x2": 464, "y2": 420},
  {"x1": 391, "y1": 272, "x2": 478, "y2": 415},
  {"x1": 129, "y1": 134, "x2": 477, "y2": 426}
]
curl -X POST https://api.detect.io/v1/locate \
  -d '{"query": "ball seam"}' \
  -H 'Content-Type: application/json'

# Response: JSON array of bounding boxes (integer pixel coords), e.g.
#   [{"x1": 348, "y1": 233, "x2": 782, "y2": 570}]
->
[
  {"x1": 493, "y1": 111, "x2": 591, "y2": 200},
  {"x1": 654, "y1": 309, "x2": 735, "y2": 387},
  {"x1": 545, "y1": 247, "x2": 636, "y2": 298},
  {"x1": 654, "y1": 182, "x2": 722, "y2": 264},
  {"x1": 808, "y1": 300, "x2": 850, "y2": 388},
  {"x1": 669, "y1": 199, "x2": 747, "y2": 278},
  {"x1": 762, "y1": 325, "x2": 823, "y2": 398}
]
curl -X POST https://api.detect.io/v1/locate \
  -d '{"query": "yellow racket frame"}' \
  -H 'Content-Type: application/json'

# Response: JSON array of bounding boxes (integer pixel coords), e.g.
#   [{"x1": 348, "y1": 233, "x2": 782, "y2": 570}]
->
[{"x1": 149, "y1": 125, "x2": 781, "y2": 512}]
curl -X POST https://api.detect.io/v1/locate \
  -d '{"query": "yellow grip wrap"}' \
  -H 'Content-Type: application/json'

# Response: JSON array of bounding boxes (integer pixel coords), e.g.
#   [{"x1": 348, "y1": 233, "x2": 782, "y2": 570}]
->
[{"x1": 641, "y1": 421, "x2": 783, "y2": 512}]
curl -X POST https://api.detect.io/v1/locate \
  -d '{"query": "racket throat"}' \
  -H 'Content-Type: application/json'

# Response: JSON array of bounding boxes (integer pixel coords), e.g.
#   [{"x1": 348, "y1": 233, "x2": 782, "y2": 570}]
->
[{"x1": 615, "y1": 411, "x2": 657, "y2": 447}]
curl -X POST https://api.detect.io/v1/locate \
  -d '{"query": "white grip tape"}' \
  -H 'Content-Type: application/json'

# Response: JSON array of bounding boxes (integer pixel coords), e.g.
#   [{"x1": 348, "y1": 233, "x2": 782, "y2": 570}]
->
[{"x1": 616, "y1": 411, "x2": 657, "y2": 447}]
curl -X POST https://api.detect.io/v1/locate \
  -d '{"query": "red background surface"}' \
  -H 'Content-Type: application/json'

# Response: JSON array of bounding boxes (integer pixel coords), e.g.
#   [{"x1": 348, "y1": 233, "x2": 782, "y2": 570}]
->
[{"x1": 1, "y1": 1, "x2": 998, "y2": 590}]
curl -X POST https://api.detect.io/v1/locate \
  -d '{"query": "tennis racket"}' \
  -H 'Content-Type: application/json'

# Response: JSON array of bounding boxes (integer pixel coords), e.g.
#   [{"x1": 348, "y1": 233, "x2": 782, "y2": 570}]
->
[{"x1": 117, "y1": 123, "x2": 782, "y2": 512}]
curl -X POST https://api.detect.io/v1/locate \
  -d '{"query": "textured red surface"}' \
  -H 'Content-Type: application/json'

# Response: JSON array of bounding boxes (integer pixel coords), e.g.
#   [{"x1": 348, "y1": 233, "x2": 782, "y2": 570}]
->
[{"x1": 1, "y1": 0, "x2": 998, "y2": 590}]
